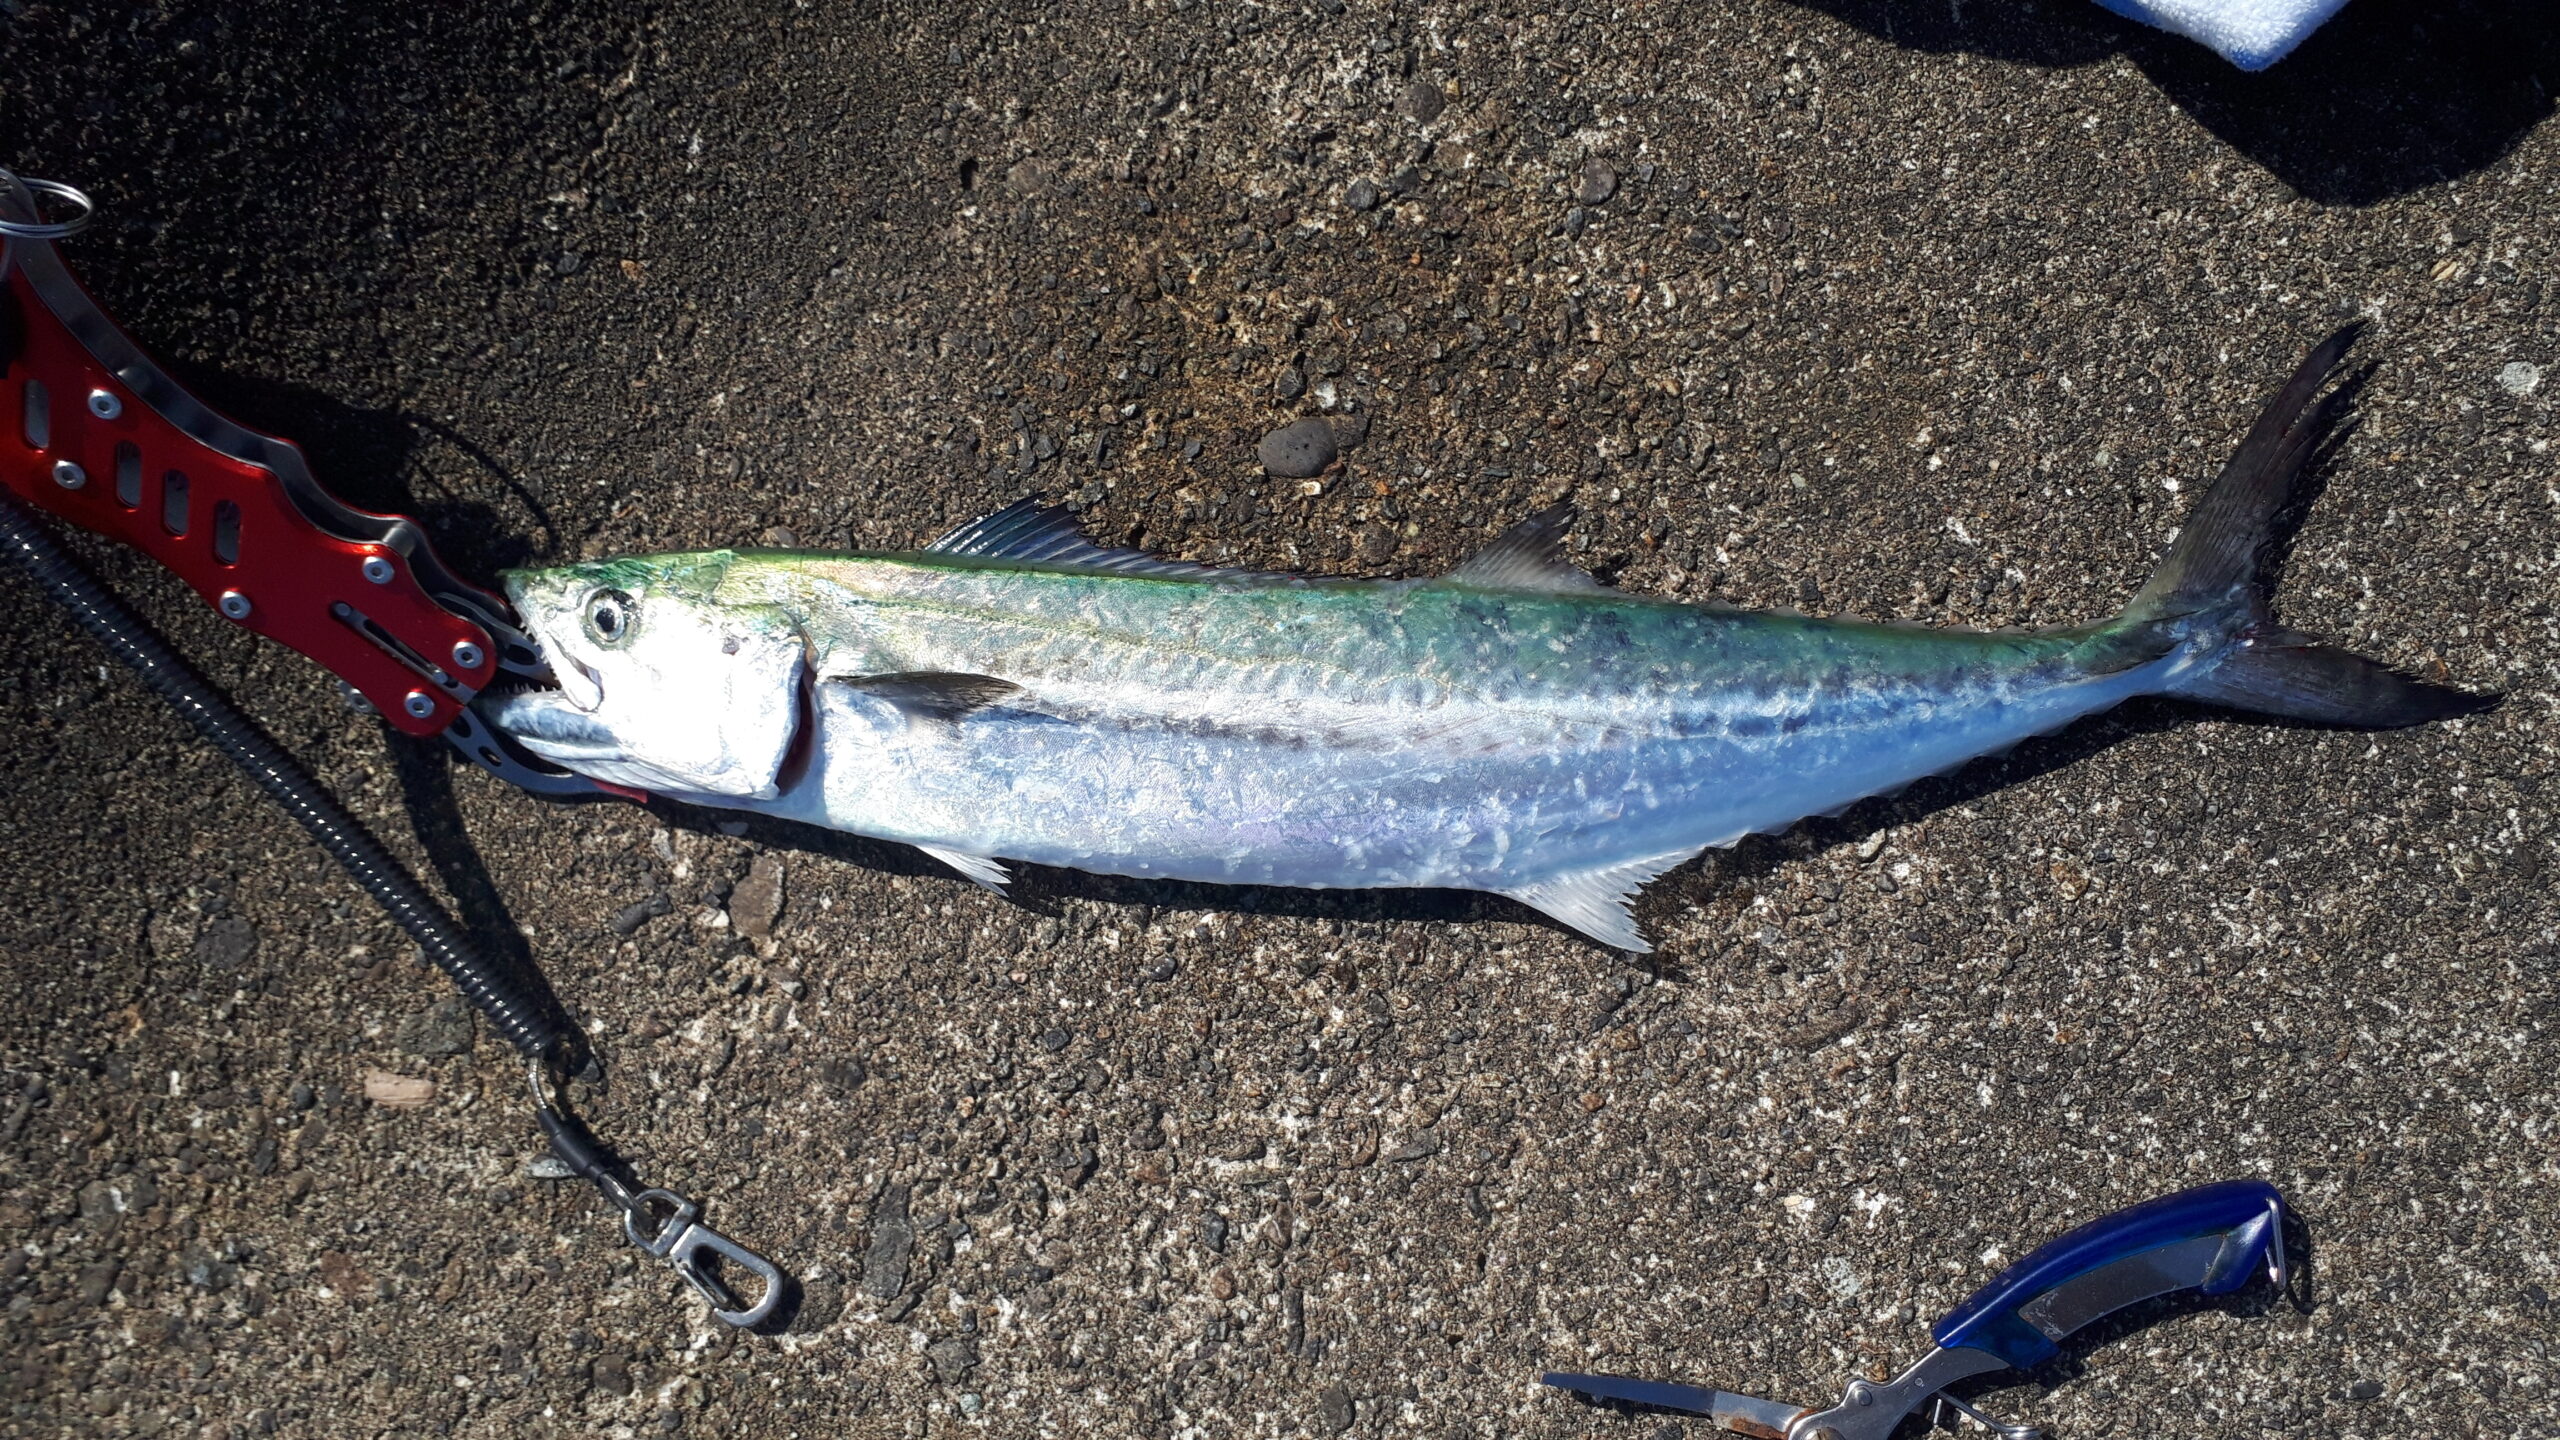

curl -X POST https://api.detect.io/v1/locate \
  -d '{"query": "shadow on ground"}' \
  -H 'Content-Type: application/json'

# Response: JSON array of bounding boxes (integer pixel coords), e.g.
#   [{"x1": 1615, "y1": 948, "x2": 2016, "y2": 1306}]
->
[{"x1": 1789, "y1": 0, "x2": 2556, "y2": 203}]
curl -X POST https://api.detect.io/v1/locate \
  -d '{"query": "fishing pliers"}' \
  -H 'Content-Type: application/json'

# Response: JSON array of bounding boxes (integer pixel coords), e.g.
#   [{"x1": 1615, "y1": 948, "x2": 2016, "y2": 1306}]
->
[{"x1": 1544, "y1": 1180, "x2": 2292, "y2": 1439}]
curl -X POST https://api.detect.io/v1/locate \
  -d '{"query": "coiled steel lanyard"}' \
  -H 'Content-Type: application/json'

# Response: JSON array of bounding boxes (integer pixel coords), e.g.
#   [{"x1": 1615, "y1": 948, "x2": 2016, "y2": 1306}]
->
[{"x1": 0, "y1": 168, "x2": 782, "y2": 1327}]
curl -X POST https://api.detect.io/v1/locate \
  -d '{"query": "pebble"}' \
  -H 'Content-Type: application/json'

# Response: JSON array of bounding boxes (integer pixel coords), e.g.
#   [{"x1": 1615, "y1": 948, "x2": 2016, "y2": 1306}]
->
[
  {"x1": 527, "y1": 1154, "x2": 576, "y2": 1181},
  {"x1": 1343, "y1": 177, "x2": 1381, "y2": 212},
  {"x1": 794, "y1": 1275, "x2": 846, "y2": 1331},
  {"x1": 1258, "y1": 418, "x2": 1338, "y2": 478},
  {"x1": 2498, "y1": 360, "x2": 2541, "y2": 396},
  {"x1": 862, "y1": 1186, "x2": 914, "y2": 1299},
  {"x1": 1397, "y1": 79, "x2": 1445, "y2": 125},
  {"x1": 925, "y1": 1336, "x2": 979, "y2": 1382},
  {"x1": 1275, "y1": 366, "x2": 1307, "y2": 401},
  {"x1": 75, "y1": 1261, "x2": 119, "y2": 1307},
  {"x1": 1317, "y1": 1383, "x2": 1356, "y2": 1434},
  {"x1": 554, "y1": 251, "x2": 585, "y2": 276},
  {"x1": 394, "y1": 998, "x2": 474, "y2": 1059},
  {"x1": 361, "y1": 1070, "x2": 435, "y2": 1110},
  {"x1": 1575, "y1": 159, "x2": 1617, "y2": 205},
  {"x1": 728, "y1": 853, "x2": 786, "y2": 940},
  {"x1": 191, "y1": 914, "x2": 257, "y2": 970},
  {"x1": 610, "y1": 891, "x2": 673, "y2": 936}
]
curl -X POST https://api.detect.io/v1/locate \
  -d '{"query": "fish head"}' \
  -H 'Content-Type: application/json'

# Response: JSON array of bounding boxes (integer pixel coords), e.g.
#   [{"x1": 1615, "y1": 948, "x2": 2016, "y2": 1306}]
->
[{"x1": 489, "y1": 553, "x2": 807, "y2": 798}]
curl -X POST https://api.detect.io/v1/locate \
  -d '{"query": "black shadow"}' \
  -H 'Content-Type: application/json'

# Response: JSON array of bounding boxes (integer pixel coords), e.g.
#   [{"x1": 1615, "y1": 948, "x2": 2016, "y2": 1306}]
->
[{"x1": 1787, "y1": 0, "x2": 2556, "y2": 204}]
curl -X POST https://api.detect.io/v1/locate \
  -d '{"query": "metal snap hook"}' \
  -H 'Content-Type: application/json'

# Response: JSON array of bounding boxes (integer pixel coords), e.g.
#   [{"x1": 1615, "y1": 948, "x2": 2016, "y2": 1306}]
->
[
  {"x1": 623, "y1": 1187, "x2": 786, "y2": 1328},
  {"x1": 0, "y1": 173, "x2": 96, "y2": 241}
]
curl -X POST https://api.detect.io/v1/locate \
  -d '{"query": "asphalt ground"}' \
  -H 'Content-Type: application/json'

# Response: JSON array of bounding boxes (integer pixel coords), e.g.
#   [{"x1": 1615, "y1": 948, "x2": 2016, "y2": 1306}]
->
[{"x1": 1, "y1": 2, "x2": 2554, "y2": 1437}]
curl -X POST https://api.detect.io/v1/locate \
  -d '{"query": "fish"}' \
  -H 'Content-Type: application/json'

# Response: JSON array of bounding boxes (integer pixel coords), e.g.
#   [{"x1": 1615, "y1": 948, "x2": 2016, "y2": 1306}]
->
[{"x1": 488, "y1": 326, "x2": 2487, "y2": 950}]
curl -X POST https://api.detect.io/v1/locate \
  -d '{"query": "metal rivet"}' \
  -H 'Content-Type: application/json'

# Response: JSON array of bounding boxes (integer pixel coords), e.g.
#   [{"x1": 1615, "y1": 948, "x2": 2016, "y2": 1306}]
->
[
  {"x1": 51, "y1": 459, "x2": 86, "y2": 489},
  {"x1": 217, "y1": 590, "x2": 253, "y2": 621},
  {"x1": 362, "y1": 554, "x2": 395, "y2": 584},
  {"x1": 86, "y1": 389, "x2": 122, "y2": 420},
  {"x1": 402, "y1": 690, "x2": 437, "y2": 719},
  {"x1": 451, "y1": 640, "x2": 485, "y2": 671}
]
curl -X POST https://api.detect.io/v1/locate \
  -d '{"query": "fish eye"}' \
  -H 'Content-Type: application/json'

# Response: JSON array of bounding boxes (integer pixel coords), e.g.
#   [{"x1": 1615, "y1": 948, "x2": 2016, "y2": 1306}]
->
[{"x1": 584, "y1": 588, "x2": 636, "y2": 647}]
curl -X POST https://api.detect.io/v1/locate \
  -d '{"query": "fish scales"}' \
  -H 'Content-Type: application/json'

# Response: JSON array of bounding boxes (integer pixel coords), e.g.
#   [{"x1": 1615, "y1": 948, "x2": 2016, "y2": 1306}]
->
[{"x1": 489, "y1": 328, "x2": 2486, "y2": 949}]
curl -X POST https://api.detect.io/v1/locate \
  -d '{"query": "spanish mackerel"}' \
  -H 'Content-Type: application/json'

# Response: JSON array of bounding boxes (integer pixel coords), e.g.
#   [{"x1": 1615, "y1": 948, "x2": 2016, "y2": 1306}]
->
[{"x1": 490, "y1": 327, "x2": 2482, "y2": 949}]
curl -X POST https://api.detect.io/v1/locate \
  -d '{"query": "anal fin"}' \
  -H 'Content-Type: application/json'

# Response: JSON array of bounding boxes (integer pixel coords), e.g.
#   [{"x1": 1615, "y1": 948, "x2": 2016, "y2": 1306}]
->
[
  {"x1": 917, "y1": 845, "x2": 1010, "y2": 892},
  {"x1": 1500, "y1": 848, "x2": 1699, "y2": 952}
]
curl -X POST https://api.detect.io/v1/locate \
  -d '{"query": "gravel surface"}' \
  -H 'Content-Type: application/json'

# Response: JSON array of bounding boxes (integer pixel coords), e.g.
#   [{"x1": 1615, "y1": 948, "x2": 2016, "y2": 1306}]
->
[{"x1": 3, "y1": 3, "x2": 2555, "y2": 1439}]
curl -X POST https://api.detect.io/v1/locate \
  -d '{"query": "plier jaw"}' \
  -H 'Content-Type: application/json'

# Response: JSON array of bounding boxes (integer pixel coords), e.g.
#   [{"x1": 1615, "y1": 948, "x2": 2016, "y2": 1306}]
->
[{"x1": 1, "y1": 167, "x2": 602, "y2": 798}]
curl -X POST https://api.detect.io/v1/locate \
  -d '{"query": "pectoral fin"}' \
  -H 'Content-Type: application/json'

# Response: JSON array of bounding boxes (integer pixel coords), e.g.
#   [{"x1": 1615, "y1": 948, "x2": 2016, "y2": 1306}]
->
[
  {"x1": 833, "y1": 672, "x2": 1025, "y2": 724},
  {"x1": 1500, "y1": 848, "x2": 1699, "y2": 952}
]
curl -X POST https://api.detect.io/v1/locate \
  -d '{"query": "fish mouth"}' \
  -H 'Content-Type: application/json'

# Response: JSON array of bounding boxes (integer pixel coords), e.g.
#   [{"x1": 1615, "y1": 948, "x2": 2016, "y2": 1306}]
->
[
  {"x1": 483, "y1": 686, "x2": 626, "y2": 764},
  {"x1": 557, "y1": 654, "x2": 605, "y2": 712}
]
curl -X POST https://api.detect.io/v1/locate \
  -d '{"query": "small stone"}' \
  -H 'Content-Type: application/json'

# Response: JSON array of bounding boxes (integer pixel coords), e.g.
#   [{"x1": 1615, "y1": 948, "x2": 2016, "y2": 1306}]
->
[
  {"x1": 1343, "y1": 177, "x2": 1381, "y2": 212},
  {"x1": 1258, "y1": 418, "x2": 1339, "y2": 478},
  {"x1": 1039, "y1": 1027, "x2": 1072, "y2": 1052},
  {"x1": 394, "y1": 997, "x2": 474, "y2": 1059},
  {"x1": 863, "y1": 1186, "x2": 915, "y2": 1299},
  {"x1": 925, "y1": 1336, "x2": 979, "y2": 1383},
  {"x1": 191, "y1": 914, "x2": 257, "y2": 970},
  {"x1": 729, "y1": 853, "x2": 786, "y2": 940},
  {"x1": 1397, "y1": 79, "x2": 1445, "y2": 124},
  {"x1": 1317, "y1": 1383, "x2": 1356, "y2": 1434},
  {"x1": 2497, "y1": 360, "x2": 2541, "y2": 396},
  {"x1": 1384, "y1": 1132, "x2": 1442, "y2": 1162},
  {"x1": 1141, "y1": 956, "x2": 1180, "y2": 984},
  {"x1": 554, "y1": 252, "x2": 585, "y2": 276},
  {"x1": 793, "y1": 1275, "x2": 846, "y2": 1332},
  {"x1": 75, "y1": 1261, "x2": 119, "y2": 1307},
  {"x1": 527, "y1": 1154, "x2": 576, "y2": 1181},
  {"x1": 610, "y1": 891, "x2": 672, "y2": 936},
  {"x1": 1354, "y1": 522, "x2": 1397, "y2": 567},
  {"x1": 1575, "y1": 159, "x2": 1618, "y2": 205},
  {"x1": 361, "y1": 1070, "x2": 435, "y2": 1110},
  {"x1": 817, "y1": 1058, "x2": 868, "y2": 1094},
  {"x1": 1276, "y1": 366, "x2": 1307, "y2": 401},
  {"x1": 2345, "y1": 1379, "x2": 2384, "y2": 1401}
]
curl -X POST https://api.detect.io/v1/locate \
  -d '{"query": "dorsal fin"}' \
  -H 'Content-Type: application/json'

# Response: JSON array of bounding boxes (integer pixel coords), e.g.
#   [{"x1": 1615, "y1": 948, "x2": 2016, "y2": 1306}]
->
[
  {"x1": 1442, "y1": 504, "x2": 1607, "y2": 594},
  {"x1": 925, "y1": 499, "x2": 1282, "y2": 582}
]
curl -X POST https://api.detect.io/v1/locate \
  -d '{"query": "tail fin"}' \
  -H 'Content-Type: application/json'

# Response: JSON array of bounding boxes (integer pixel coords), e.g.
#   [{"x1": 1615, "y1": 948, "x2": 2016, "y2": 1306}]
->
[{"x1": 2122, "y1": 323, "x2": 2492, "y2": 728}]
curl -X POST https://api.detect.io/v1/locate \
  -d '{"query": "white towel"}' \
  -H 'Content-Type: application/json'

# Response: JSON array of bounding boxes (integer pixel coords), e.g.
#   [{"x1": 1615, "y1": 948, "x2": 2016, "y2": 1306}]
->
[{"x1": 2091, "y1": 0, "x2": 2353, "y2": 70}]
